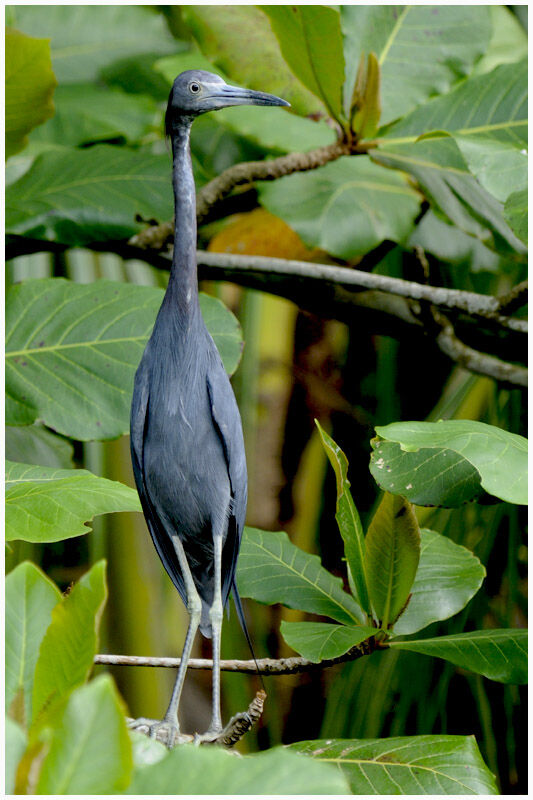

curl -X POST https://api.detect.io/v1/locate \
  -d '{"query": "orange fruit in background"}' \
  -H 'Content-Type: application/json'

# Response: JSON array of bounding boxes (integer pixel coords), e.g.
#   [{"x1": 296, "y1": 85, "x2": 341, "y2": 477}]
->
[{"x1": 207, "y1": 208, "x2": 320, "y2": 261}]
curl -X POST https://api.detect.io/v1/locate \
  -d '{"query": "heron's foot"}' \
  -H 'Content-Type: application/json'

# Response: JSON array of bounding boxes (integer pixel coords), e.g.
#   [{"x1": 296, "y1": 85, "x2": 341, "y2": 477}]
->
[{"x1": 128, "y1": 717, "x2": 193, "y2": 749}]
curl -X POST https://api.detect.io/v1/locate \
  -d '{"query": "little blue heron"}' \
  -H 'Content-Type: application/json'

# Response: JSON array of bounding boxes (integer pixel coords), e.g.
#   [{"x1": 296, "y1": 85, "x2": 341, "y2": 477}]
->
[{"x1": 130, "y1": 70, "x2": 289, "y2": 746}]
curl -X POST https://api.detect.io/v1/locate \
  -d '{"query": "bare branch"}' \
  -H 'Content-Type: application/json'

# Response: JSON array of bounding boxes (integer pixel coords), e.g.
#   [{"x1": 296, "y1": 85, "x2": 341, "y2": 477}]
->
[
  {"x1": 497, "y1": 280, "x2": 528, "y2": 315},
  {"x1": 127, "y1": 690, "x2": 267, "y2": 748},
  {"x1": 195, "y1": 251, "x2": 527, "y2": 330},
  {"x1": 130, "y1": 140, "x2": 366, "y2": 250},
  {"x1": 434, "y1": 314, "x2": 528, "y2": 387},
  {"x1": 95, "y1": 639, "x2": 375, "y2": 675}
]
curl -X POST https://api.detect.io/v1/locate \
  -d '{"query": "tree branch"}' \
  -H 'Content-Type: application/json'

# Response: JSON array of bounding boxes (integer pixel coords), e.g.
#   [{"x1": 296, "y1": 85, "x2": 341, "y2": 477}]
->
[
  {"x1": 130, "y1": 139, "x2": 367, "y2": 250},
  {"x1": 95, "y1": 638, "x2": 375, "y2": 675}
]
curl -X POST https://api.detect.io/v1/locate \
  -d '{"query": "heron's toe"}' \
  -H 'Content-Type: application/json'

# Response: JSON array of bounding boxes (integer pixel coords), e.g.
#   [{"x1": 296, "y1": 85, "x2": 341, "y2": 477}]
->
[{"x1": 128, "y1": 717, "x2": 193, "y2": 748}]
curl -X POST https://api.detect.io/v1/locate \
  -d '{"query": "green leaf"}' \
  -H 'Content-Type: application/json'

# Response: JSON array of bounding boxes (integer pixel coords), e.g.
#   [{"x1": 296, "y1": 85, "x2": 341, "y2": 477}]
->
[
  {"x1": 341, "y1": 6, "x2": 491, "y2": 125},
  {"x1": 30, "y1": 84, "x2": 158, "y2": 148},
  {"x1": 409, "y1": 209, "x2": 501, "y2": 273},
  {"x1": 370, "y1": 438, "x2": 484, "y2": 507},
  {"x1": 6, "y1": 562, "x2": 61, "y2": 725},
  {"x1": 6, "y1": 145, "x2": 173, "y2": 247},
  {"x1": 127, "y1": 742, "x2": 350, "y2": 794},
  {"x1": 182, "y1": 6, "x2": 324, "y2": 118},
  {"x1": 372, "y1": 138, "x2": 526, "y2": 257},
  {"x1": 262, "y1": 6, "x2": 345, "y2": 124},
  {"x1": 32, "y1": 561, "x2": 107, "y2": 723},
  {"x1": 384, "y1": 61, "x2": 527, "y2": 204},
  {"x1": 6, "y1": 424, "x2": 73, "y2": 469},
  {"x1": 36, "y1": 675, "x2": 132, "y2": 794},
  {"x1": 259, "y1": 156, "x2": 420, "y2": 260},
  {"x1": 237, "y1": 528, "x2": 364, "y2": 625},
  {"x1": 156, "y1": 51, "x2": 336, "y2": 154},
  {"x1": 6, "y1": 717, "x2": 27, "y2": 794},
  {"x1": 504, "y1": 189, "x2": 528, "y2": 246},
  {"x1": 6, "y1": 28, "x2": 56, "y2": 158},
  {"x1": 394, "y1": 530, "x2": 485, "y2": 636},
  {"x1": 281, "y1": 621, "x2": 375, "y2": 663},
  {"x1": 316, "y1": 421, "x2": 370, "y2": 614},
  {"x1": 6, "y1": 5, "x2": 175, "y2": 84},
  {"x1": 130, "y1": 731, "x2": 167, "y2": 768},
  {"x1": 289, "y1": 735, "x2": 498, "y2": 794},
  {"x1": 472, "y1": 5, "x2": 528, "y2": 76},
  {"x1": 364, "y1": 493, "x2": 420, "y2": 630},
  {"x1": 6, "y1": 461, "x2": 141, "y2": 544},
  {"x1": 5, "y1": 279, "x2": 243, "y2": 440},
  {"x1": 390, "y1": 629, "x2": 527, "y2": 685},
  {"x1": 374, "y1": 420, "x2": 528, "y2": 506}
]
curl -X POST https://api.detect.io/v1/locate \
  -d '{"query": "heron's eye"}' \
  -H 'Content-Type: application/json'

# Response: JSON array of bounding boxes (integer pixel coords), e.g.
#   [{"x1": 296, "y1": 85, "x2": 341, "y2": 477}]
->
[{"x1": 189, "y1": 82, "x2": 201, "y2": 94}]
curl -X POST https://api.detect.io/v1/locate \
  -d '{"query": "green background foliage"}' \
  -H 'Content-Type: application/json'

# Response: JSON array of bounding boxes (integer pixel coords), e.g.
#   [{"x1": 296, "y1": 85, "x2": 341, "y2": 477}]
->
[{"x1": 5, "y1": 4, "x2": 527, "y2": 794}]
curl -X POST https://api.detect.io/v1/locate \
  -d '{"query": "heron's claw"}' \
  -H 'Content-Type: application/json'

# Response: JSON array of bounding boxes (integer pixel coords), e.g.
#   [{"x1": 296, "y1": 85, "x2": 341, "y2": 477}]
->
[{"x1": 128, "y1": 717, "x2": 193, "y2": 748}]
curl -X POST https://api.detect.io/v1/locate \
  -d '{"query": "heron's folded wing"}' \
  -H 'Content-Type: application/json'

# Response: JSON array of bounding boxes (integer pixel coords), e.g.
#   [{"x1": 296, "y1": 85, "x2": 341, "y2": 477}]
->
[
  {"x1": 206, "y1": 359, "x2": 247, "y2": 607},
  {"x1": 130, "y1": 369, "x2": 187, "y2": 603}
]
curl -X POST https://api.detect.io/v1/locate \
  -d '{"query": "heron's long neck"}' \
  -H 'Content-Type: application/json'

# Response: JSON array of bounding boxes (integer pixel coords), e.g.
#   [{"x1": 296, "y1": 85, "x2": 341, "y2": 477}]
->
[{"x1": 166, "y1": 119, "x2": 199, "y2": 314}]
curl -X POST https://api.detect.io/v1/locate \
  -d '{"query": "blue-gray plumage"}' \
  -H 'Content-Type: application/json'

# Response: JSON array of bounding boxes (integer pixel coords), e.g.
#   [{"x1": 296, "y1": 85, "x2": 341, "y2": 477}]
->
[{"x1": 129, "y1": 70, "x2": 289, "y2": 745}]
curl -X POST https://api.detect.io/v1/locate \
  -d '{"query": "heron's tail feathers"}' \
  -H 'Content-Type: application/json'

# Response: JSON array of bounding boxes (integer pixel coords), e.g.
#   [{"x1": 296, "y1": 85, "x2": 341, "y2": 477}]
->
[{"x1": 232, "y1": 580, "x2": 265, "y2": 692}]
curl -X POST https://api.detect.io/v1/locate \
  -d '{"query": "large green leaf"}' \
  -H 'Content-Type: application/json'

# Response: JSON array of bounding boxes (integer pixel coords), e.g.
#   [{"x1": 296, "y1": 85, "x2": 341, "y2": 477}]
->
[
  {"x1": 375, "y1": 420, "x2": 528, "y2": 505},
  {"x1": 385, "y1": 61, "x2": 527, "y2": 147},
  {"x1": 5, "y1": 279, "x2": 243, "y2": 440},
  {"x1": 316, "y1": 421, "x2": 370, "y2": 615},
  {"x1": 262, "y1": 6, "x2": 345, "y2": 124},
  {"x1": 236, "y1": 528, "x2": 364, "y2": 625},
  {"x1": 6, "y1": 424, "x2": 73, "y2": 469},
  {"x1": 127, "y1": 742, "x2": 349, "y2": 794},
  {"x1": 156, "y1": 52, "x2": 334, "y2": 154},
  {"x1": 364, "y1": 494, "x2": 420, "y2": 630},
  {"x1": 390, "y1": 629, "x2": 527, "y2": 684},
  {"x1": 30, "y1": 84, "x2": 158, "y2": 148},
  {"x1": 259, "y1": 155, "x2": 420, "y2": 260},
  {"x1": 182, "y1": 6, "x2": 324, "y2": 117},
  {"x1": 372, "y1": 138, "x2": 526, "y2": 257},
  {"x1": 6, "y1": 28, "x2": 56, "y2": 158},
  {"x1": 6, "y1": 717, "x2": 27, "y2": 794},
  {"x1": 6, "y1": 5, "x2": 175, "y2": 84},
  {"x1": 32, "y1": 561, "x2": 107, "y2": 723},
  {"x1": 341, "y1": 6, "x2": 491, "y2": 126},
  {"x1": 6, "y1": 461, "x2": 141, "y2": 543},
  {"x1": 36, "y1": 675, "x2": 132, "y2": 794},
  {"x1": 6, "y1": 145, "x2": 173, "y2": 247},
  {"x1": 6, "y1": 562, "x2": 61, "y2": 725},
  {"x1": 384, "y1": 61, "x2": 527, "y2": 203},
  {"x1": 281, "y1": 621, "x2": 375, "y2": 663},
  {"x1": 370, "y1": 438, "x2": 484, "y2": 507},
  {"x1": 504, "y1": 189, "x2": 528, "y2": 246},
  {"x1": 289, "y1": 735, "x2": 498, "y2": 794},
  {"x1": 394, "y1": 530, "x2": 485, "y2": 636}
]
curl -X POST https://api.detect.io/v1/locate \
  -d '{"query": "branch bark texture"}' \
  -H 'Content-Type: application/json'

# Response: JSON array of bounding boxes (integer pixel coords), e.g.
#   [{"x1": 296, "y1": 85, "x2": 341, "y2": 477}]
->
[{"x1": 95, "y1": 639, "x2": 375, "y2": 675}]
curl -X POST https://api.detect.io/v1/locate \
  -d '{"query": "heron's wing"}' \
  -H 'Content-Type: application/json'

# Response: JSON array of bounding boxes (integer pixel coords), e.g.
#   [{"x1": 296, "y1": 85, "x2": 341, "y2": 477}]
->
[
  {"x1": 130, "y1": 367, "x2": 187, "y2": 604},
  {"x1": 206, "y1": 355, "x2": 247, "y2": 607}
]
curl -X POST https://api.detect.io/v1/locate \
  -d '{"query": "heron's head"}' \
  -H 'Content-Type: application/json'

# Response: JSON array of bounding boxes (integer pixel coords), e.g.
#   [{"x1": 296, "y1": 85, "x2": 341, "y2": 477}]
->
[{"x1": 166, "y1": 70, "x2": 289, "y2": 129}]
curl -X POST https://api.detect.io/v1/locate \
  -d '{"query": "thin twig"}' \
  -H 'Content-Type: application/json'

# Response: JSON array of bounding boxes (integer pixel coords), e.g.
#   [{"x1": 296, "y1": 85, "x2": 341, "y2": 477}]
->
[{"x1": 95, "y1": 638, "x2": 375, "y2": 675}]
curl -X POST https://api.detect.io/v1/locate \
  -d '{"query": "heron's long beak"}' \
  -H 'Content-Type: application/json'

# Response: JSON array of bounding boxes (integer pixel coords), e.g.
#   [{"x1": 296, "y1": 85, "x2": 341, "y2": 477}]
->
[{"x1": 212, "y1": 84, "x2": 290, "y2": 109}]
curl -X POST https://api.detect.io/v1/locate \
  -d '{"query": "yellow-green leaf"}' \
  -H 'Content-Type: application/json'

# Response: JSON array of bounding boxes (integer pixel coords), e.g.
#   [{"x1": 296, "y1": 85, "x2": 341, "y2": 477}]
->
[
  {"x1": 364, "y1": 493, "x2": 420, "y2": 629},
  {"x1": 6, "y1": 28, "x2": 56, "y2": 158}
]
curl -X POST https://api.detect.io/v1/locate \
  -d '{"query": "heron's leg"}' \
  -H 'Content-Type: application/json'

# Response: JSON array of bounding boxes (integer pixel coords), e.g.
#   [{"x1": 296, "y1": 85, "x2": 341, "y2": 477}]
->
[
  {"x1": 207, "y1": 532, "x2": 224, "y2": 735},
  {"x1": 163, "y1": 534, "x2": 202, "y2": 727}
]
